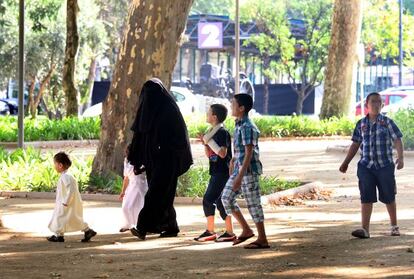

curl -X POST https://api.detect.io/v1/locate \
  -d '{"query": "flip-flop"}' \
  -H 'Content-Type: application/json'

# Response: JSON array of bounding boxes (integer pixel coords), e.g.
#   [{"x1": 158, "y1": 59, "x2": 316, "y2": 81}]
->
[
  {"x1": 232, "y1": 234, "x2": 255, "y2": 246},
  {"x1": 244, "y1": 241, "x2": 270, "y2": 249}
]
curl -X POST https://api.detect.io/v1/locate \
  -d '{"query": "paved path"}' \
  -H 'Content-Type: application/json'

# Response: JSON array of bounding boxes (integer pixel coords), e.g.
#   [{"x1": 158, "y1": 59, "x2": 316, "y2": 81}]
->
[{"x1": 1, "y1": 140, "x2": 414, "y2": 278}]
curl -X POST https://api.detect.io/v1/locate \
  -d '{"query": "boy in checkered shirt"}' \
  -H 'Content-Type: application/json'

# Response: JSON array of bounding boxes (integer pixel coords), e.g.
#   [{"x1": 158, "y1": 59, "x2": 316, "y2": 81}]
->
[
  {"x1": 221, "y1": 93, "x2": 269, "y2": 249},
  {"x1": 340, "y1": 92, "x2": 404, "y2": 238}
]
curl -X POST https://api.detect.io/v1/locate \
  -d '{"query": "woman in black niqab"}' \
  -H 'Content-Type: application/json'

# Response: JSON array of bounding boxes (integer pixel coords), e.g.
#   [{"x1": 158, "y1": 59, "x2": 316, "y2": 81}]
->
[{"x1": 128, "y1": 78, "x2": 193, "y2": 239}]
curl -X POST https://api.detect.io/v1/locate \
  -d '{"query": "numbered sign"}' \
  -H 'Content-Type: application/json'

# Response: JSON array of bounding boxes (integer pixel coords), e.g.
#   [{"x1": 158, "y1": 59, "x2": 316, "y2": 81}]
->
[{"x1": 198, "y1": 22, "x2": 223, "y2": 49}]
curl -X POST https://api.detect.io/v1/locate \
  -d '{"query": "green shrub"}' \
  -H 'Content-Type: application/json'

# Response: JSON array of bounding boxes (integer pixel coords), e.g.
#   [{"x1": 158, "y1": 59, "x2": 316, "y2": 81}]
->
[
  {"x1": 0, "y1": 116, "x2": 100, "y2": 142},
  {"x1": 177, "y1": 166, "x2": 300, "y2": 198},
  {"x1": 391, "y1": 108, "x2": 414, "y2": 150}
]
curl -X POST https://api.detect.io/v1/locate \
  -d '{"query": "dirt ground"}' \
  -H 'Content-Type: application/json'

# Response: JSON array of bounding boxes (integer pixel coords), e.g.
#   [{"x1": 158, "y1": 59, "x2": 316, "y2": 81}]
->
[{"x1": 1, "y1": 140, "x2": 414, "y2": 278}]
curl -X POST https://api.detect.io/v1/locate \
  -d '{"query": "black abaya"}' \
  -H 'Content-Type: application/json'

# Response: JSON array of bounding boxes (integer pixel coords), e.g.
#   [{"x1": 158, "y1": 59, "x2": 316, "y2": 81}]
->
[{"x1": 128, "y1": 78, "x2": 193, "y2": 235}]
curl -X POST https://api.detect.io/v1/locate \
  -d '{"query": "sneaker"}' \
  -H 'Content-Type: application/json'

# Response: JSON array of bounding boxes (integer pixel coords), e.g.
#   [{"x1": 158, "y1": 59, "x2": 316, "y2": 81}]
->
[
  {"x1": 351, "y1": 228, "x2": 370, "y2": 239},
  {"x1": 47, "y1": 235, "x2": 64, "y2": 242},
  {"x1": 194, "y1": 230, "x2": 217, "y2": 242},
  {"x1": 81, "y1": 229, "x2": 97, "y2": 242},
  {"x1": 391, "y1": 226, "x2": 400, "y2": 236},
  {"x1": 215, "y1": 232, "x2": 236, "y2": 242}
]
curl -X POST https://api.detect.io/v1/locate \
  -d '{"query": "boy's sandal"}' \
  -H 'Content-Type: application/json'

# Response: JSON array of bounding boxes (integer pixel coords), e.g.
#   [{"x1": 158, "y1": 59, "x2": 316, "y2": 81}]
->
[
  {"x1": 351, "y1": 228, "x2": 370, "y2": 239},
  {"x1": 244, "y1": 241, "x2": 270, "y2": 249},
  {"x1": 232, "y1": 234, "x2": 255, "y2": 246}
]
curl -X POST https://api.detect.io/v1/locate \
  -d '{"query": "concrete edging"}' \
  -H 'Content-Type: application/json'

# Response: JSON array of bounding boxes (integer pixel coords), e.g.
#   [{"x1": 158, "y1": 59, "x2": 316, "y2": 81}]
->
[
  {"x1": 0, "y1": 136, "x2": 350, "y2": 149},
  {"x1": 0, "y1": 182, "x2": 324, "y2": 208},
  {"x1": 326, "y1": 144, "x2": 414, "y2": 157}
]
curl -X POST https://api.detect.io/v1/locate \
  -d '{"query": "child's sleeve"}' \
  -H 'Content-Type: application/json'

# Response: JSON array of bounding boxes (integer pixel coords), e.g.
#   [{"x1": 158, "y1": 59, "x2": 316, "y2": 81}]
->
[
  {"x1": 387, "y1": 119, "x2": 403, "y2": 140},
  {"x1": 351, "y1": 120, "x2": 362, "y2": 143},
  {"x1": 62, "y1": 175, "x2": 76, "y2": 205},
  {"x1": 241, "y1": 126, "x2": 259, "y2": 146}
]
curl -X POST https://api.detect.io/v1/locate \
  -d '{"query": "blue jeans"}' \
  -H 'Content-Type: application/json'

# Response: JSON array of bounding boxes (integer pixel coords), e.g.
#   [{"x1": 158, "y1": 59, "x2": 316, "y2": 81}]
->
[{"x1": 203, "y1": 173, "x2": 229, "y2": 220}]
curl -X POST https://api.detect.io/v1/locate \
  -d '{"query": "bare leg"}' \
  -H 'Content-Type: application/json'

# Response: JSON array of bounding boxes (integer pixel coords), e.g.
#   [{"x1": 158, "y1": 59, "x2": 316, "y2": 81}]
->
[
  {"x1": 361, "y1": 203, "x2": 373, "y2": 232},
  {"x1": 224, "y1": 216, "x2": 234, "y2": 234},
  {"x1": 385, "y1": 201, "x2": 397, "y2": 226},
  {"x1": 232, "y1": 210, "x2": 253, "y2": 237},
  {"x1": 206, "y1": 216, "x2": 215, "y2": 232}
]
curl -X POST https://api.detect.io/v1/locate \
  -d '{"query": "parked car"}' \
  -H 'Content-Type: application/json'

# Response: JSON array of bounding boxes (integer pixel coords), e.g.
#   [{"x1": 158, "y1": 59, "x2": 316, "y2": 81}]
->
[
  {"x1": 0, "y1": 100, "x2": 10, "y2": 115},
  {"x1": 382, "y1": 95, "x2": 414, "y2": 114},
  {"x1": 82, "y1": 86, "x2": 199, "y2": 117},
  {"x1": 355, "y1": 87, "x2": 414, "y2": 115},
  {"x1": 170, "y1": 86, "x2": 199, "y2": 115},
  {"x1": 0, "y1": 98, "x2": 19, "y2": 115}
]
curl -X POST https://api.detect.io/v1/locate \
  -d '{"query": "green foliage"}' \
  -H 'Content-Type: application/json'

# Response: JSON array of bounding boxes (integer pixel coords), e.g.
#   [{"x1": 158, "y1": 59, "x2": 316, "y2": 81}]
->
[
  {"x1": 0, "y1": 147, "x2": 92, "y2": 192},
  {"x1": 0, "y1": 116, "x2": 100, "y2": 142},
  {"x1": 391, "y1": 108, "x2": 414, "y2": 150},
  {"x1": 362, "y1": 0, "x2": 414, "y2": 63},
  {"x1": 191, "y1": 0, "x2": 233, "y2": 15},
  {"x1": 185, "y1": 114, "x2": 355, "y2": 138},
  {"x1": 177, "y1": 166, "x2": 300, "y2": 197}
]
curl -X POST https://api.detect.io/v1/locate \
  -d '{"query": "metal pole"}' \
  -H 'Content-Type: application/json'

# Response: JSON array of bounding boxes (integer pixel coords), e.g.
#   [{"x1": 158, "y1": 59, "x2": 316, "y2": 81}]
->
[
  {"x1": 235, "y1": 0, "x2": 240, "y2": 95},
  {"x1": 18, "y1": 0, "x2": 25, "y2": 148},
  {"x1": 399, "y1": 0, "x2": 403, "y2": 86}
]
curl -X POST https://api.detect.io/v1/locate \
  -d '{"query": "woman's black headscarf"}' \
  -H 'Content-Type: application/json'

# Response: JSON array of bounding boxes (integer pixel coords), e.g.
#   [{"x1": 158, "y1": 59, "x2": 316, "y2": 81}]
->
[{"x1": 128, "y1": 78, "x2": 193, "y2": 176}]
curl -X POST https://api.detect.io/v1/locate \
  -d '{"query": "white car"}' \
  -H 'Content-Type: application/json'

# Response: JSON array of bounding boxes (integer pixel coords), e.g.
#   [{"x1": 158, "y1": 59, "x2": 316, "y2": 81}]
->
[
  {"x1": 170, "y1": 86, "x2": 199, "y2": 116},
  {"x1": 382, "y1": 95, "x2": 414, "y2": 114},
  {"x1": 82, "y1": 86, "x2": 199, "y2": 117}
]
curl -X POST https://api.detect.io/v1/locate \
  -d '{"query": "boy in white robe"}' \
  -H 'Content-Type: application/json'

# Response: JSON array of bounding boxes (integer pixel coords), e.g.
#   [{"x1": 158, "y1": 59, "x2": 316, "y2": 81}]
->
[{"x1": 47, "y1": 152, "x2": 97, "y2": 242}]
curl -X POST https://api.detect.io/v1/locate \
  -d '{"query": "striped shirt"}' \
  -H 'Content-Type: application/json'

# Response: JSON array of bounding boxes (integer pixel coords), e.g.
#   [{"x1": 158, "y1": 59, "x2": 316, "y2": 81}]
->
[
  {"x1": 233, "y1": 116, "x2": 263, "y2": 175},
  {"x1": 352, "y1": 114, "x2": 403, "y2": 169}
]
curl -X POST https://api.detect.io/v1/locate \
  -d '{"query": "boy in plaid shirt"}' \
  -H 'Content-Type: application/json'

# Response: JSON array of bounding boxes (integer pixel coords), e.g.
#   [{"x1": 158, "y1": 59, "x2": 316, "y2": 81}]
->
[
  {"x1": 221, "y1": 94, "x2": 269, "y2": 249},
  {"x1": 340, "y1": 92, "x2": 404, "y2": 238}
]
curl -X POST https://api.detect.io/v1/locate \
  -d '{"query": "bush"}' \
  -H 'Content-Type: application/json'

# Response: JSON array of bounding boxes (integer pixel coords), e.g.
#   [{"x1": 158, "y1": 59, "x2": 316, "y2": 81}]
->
[
  {"x1": 0, "y1": 147, "x2": 119, "y2": 193},
  {"x1": 0, "y1": 147, "x2": 300, "y2": 197},
  {"x1": 177, "y1": 166, "x2": 300, "y2": 198},
  {"x1": 0, "y1": 116, "x2": 100, "y2": 142},
  {"x1": 391, "y1": 108, "x2": 414, "y2": 150}
]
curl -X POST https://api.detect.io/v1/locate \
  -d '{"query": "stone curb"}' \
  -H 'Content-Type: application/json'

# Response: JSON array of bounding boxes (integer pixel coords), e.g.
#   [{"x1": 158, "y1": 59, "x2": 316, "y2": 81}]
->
[
  {"x1": 0, "y1": 191, "x2": 248, "y2": 208},
  {"x1": 326, "y1": 144, "x2": 414, "y2": 157},
  {"x1": 0, "y1": 136, "x2": 350, "y2": 149},
  {"x1": 1, "y1": 182, "x2": 324, "y2": 208}
]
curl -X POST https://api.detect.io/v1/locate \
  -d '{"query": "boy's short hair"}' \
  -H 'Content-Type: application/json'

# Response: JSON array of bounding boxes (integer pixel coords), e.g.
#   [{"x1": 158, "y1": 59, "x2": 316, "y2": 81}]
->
[
  {"x1": 365, "y1": 92, "x2": 381, "y2": 103},
  {"x1": 233, "y1": 94, "x2": 253, "y2": 113},
  {"x1": 54, "y1": 152, "x2": 72, "y2": 168},
  {"x1": 210, "y1": 104, "x2": 228, "y2": 123}
]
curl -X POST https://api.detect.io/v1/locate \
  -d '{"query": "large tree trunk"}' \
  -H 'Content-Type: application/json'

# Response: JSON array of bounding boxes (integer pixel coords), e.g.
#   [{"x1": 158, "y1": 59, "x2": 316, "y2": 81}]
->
[
  {"x1": 92, "y1": 0, "x2": 194, "y2": 176},
  {"x1": 296, "y1": 88, "x2": 305, "y2": 115},
  {"x1": 63, "y1": 0, "x2": 80, "y2": 116},
  {"x1": 320, "y1": 0, "x2": 362, "y2": 119}
]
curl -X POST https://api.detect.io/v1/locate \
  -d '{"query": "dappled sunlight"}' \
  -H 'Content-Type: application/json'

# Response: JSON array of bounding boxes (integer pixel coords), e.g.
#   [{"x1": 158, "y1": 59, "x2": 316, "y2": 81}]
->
[
  {"x1": 274, "y1": 266, "x2": 414, "y2": 278},
  {"x1": 243, "y1": 250, "x2": 293, "y2": 260}
]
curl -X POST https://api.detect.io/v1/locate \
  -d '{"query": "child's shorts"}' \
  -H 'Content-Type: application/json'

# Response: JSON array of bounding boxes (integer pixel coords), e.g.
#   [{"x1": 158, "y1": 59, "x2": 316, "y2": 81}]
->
[{"x1": 357, "y1": 162, "x2": 396, "y2": 204}]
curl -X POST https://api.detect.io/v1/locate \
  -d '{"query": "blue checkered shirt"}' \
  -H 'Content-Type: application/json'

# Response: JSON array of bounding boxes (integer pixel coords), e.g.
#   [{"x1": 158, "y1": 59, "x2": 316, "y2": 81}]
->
[
  {"x1": 233, "y1": 116, "x2": 263, "y2": 175},
  {"x1": 352, "y1": 114, "x2": 403, "y2": 169}
]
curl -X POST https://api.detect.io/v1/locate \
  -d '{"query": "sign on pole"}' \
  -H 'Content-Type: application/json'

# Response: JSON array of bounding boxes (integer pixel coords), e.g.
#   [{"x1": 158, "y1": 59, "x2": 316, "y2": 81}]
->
[{"x1": 198, "y1": 22, "x2": 223, "y2": 49}]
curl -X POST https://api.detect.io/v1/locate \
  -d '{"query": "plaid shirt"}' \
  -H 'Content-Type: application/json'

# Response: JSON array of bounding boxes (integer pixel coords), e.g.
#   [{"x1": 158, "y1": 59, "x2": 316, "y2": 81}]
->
[
  {"x1": 233, "y1": 116, "x2": 263, "y2": 175},
  {"x1": 352, "y1": 114, "x2": 403, "y2": 169}
]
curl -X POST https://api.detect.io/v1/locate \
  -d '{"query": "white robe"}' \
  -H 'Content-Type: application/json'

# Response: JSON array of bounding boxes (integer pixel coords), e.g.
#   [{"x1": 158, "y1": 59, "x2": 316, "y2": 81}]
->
[
  {"x1": 48, "y1": 171, "x2": 88, "y2": 235},
  {"x1": 121, "y1": 160, "x2": 148, "y2": 229}
]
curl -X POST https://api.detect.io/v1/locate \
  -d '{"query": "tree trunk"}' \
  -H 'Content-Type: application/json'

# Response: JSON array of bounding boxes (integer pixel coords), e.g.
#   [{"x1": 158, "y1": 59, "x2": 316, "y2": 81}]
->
[
  {"x1": 262, "y1": 56, "x2": 270, "y2": 115},
  {"x1": 63, "y1": 0, "x2": 80, "y2": 116},
  {"x1": 92, "y1": 0, "x2": 194, "y2": 176},
  {"x1": 320, "y1": 0, "x2": 362, "y2": 119},
  {"x1": 81, "y1": 57, "x2": 97, "y2": 113},
  {"x1": 31, "y1": 65, "x2": 55, "y2": 118},
  {"x1": 27, "y1": 77, "x2": 36, "y2": 116},
  {"x1": 296, "y1": 88, "x2": 305, "y2": 115}
]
